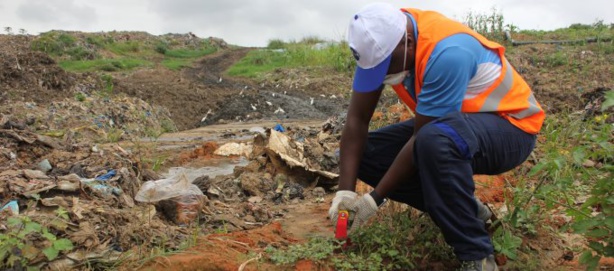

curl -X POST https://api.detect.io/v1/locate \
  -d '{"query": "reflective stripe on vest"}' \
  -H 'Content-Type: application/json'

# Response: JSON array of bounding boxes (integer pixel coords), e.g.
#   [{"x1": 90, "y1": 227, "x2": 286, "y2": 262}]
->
[{"x1": 478, "y1": 59, "x2": 542, "y2": 120}]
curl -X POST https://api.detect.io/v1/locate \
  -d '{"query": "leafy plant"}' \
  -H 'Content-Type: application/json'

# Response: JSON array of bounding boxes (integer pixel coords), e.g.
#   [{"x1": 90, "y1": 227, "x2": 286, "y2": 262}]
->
[
  {"x1": 492, "y1": 228, "x2": 523, "y2": 260},
  {"x1": 267, "y1": 39, "x2": 286, "y2": 49},
  {"x1": 0, "y1": 207, "x2": 75, "y2": 268},
  {"x1": 266, "y1": 237, "x2": 338, "y2": 265},
  {"x1": 603, "y1": 90, "x2": 614, "y2": 111},
  {"x1": 264, "y1": 209, "x2": 455, "y2": 270},
  {"x1": 74, "y1": 92, "x2": 86, "y2": 102},
  {"x1": 463, "y1": 8, "x2": 506, "y2": 42},
  {"x1": 525, "y1": 112, "x2": 613, "y2": 270}
]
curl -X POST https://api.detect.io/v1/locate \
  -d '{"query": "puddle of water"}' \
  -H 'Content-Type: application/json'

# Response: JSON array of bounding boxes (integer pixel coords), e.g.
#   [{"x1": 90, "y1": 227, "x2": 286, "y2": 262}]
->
[{"x1": 163, "y1": 157, "x2": 249, "y2": 181}]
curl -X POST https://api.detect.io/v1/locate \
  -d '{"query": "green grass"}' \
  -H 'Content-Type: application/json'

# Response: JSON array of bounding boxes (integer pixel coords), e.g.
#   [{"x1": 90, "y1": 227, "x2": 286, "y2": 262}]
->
[
  {"x1": 226, "y1": 49, "x2": 288, "y2": 78},
  {"x1": 161, "y1": 58, "x2": 194, "y2": 70},
  {"x1": 517, "y1": 21, "x2": 614, "y2": 41},
  {"x1": 160, "y1": 48, "x2": 218, "y2": 70},
  {"x1": 265, "y1": 209, "x2": 456, "y2": 270},
  {"x1": 106, "y1": 41, "x2": 142, "y2": 55},
  {"x1": 31, "y1": 31, "x2": 220, "y2": 73},
  {"x1": 226, "y1": 40, "x2": 354, "y2": 78},
  {"x1": 164, "y1": 48, "x2": 217, "y2": 58},
  {"x1": 59, "y1": 58, "x2": 152, "y2": 72}
]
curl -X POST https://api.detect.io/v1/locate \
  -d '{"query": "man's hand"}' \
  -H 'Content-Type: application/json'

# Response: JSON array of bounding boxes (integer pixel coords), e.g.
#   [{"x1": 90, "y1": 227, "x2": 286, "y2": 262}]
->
[
  {"x1": 342, "y1": 193, "x2": 380, "y2": 231},
  {"x1": 329, "y1": 190, "x2": 358, "y2": 225}
]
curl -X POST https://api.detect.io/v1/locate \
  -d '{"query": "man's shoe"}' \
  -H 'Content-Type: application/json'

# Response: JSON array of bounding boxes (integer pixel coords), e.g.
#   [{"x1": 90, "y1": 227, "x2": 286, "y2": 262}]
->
[{"x1": 458, "y1": 255, "x2": 499, "y2": 271}]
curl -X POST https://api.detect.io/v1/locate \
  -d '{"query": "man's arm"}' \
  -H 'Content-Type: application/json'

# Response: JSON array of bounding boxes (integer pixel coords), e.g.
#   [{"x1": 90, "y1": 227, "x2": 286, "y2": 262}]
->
[
  {"x1": 338, "y1": 88, "x2": 383, "y2": 191},
  {"x1": 373, "y1": 112, "x2": 435, "y2": 198}
]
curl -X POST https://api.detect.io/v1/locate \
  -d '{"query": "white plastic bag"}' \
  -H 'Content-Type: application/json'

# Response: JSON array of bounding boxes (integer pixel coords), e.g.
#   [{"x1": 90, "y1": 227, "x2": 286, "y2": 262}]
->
[{"x1": 135, "y1": 172, "x2": 203, "y2": 203}]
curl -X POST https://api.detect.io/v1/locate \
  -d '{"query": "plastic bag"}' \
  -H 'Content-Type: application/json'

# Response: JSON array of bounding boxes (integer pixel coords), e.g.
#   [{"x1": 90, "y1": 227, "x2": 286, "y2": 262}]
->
[
  {"x1": 135, "y1": 172, "x2": 204, "y2": 226},
  {"x1": 135, "y1": 172, "x2": 203, "y2": 203},
  {"x1": 158, "y1": 194, "x2": 203, "y2": 226}
]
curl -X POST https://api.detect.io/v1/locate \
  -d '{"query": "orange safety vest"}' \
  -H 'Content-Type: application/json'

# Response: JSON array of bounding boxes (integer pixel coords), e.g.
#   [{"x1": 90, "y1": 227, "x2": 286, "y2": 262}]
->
[{"x1": 392, "y1": 8, "x2": 545, "y2": 134}]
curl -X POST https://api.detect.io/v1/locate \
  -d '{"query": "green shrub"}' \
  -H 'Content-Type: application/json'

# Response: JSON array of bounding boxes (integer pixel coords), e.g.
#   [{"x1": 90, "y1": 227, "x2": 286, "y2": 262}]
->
[
  {"x1": 106, "y1": 41, "x2": 141, "y2": 55},
  {"x1": 66, "y1": 46, "x2": 97, "y2": 60},
  {"x1": 74, "y1": 92, "x2": 86, "y2": 102},
  {"x1": 265, "y1": 210, "x2": 455, "y2": 270},
  {"x1": 267, "y1": 39, "x2": 286, "y2": 49},
  {"x1": 0, "y1": 208, "x2": 74, "y2": 269},
  {"x1": 545, "y1": 51, "x2": 569, "y2": 67},
  {"x1": 227, "y1": 39, "x2": 354, "y2": 78},
  {"x1": 527, "y1": 112, "x2": 613, "y2": 270},
  {"x1": 155, "y1": 41, "x2": 169, "y2": 54},
  {"x1": 463, "y1": 8, "x2": 506, "y2": 42},
  {"x1": 31, "y1": 32, "x2": 64, "y2": 55}
]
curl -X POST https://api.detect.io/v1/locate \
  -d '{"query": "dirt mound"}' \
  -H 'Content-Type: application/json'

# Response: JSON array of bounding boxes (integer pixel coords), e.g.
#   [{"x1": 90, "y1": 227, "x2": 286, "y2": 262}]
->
[
  {"x1": 115, "y1": 48, "x2": 253, "y2": 130},
  {"x1": 507, "y1": 44, "x2": 613, "y2": 114},
  {"x1": 0, "y1": 35, "x2": 75, "y2": 104}
]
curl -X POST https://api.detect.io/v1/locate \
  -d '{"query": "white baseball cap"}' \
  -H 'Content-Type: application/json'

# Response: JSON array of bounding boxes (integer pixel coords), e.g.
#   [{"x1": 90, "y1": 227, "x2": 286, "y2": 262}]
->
[{"x1": 348, "y1": 3, "x2": 407, "y2": 92}]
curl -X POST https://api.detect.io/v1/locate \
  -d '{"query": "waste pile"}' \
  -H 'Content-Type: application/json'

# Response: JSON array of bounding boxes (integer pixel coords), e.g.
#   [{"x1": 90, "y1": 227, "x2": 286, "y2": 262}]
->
[{"x1": 0, "y1": 116, "x2": 342, "y2": 269}]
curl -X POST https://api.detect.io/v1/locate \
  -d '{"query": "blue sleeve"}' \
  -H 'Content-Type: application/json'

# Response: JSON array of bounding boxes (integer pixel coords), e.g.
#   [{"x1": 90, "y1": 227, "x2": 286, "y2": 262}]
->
[{"x1": 416, "y1": 45, "x2": 477, "y2": 117}]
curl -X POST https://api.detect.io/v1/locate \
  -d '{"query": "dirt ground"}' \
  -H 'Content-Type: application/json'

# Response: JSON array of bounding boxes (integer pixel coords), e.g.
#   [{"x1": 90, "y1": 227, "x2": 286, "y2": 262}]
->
[
  {"x1": 115, "y1": 48, "x2": 349, "y2": 130},
  {"x1": 1, "y1": 32, "x2": 613, "y2": 271}
]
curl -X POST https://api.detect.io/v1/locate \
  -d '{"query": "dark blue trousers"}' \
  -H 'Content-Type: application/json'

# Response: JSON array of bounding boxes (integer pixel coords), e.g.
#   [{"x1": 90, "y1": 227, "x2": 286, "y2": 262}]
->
[{"x1": 358, "y1": 112, "x2": 536, "y2": 260}]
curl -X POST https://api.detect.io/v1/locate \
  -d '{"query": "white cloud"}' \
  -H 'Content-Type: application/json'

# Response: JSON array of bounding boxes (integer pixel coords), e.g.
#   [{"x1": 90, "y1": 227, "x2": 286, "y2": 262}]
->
[
  {"x1": 16, "y1": 0, "x2": 98, "y2": 29},
  {"x1": 0, "y1": 0, "x2": 612, "y2": 46}
]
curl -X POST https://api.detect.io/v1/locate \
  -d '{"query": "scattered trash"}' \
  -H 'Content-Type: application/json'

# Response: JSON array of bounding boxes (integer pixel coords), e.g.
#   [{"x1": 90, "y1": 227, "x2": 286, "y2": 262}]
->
[
  {"x1": 263, "y1": 130, "x2": 338, "y2": 187},
  {"x1": 38, "y1": 159, "x2": 52, "y2": 173},
  {"x1": 312, "y1": 187, "x2": 326, "y2": 203},
  {"x1": 95, "y1": 170, "x2": 116, "y2": 181},
  {"x1": 1, "y1": 200, "x2": 19, "y2": 215},
  {"x1": 158, "y1": 194, "x2": 204, "y2": 226},
  {"x1": 249, "y1": 126, "x2": 266, "y2": 134},
  {"x1": 135, "y1": 172, "x2": 205, "y2": 225},
  {"x1": 273, "y1": 124, "x2": 285, "y2": 132},
  {"x1": 214, "y1": 142, "x2": 252, "y2": 157},
  {"x1": 56, "y1": 174, "x2": 81, "y2": 192},
  {"x1": 80, "y1": 170, "x2": 122, "y2": 196},
  {"x1": 135, "y1": 172, "x2": 203, "y2": 203}
]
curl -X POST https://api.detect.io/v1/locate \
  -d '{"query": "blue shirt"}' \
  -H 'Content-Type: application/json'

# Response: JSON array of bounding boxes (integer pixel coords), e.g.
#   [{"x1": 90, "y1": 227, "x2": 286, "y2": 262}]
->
[{"x1": 403, "y1": 14, "x2": 502, "y2": 117}]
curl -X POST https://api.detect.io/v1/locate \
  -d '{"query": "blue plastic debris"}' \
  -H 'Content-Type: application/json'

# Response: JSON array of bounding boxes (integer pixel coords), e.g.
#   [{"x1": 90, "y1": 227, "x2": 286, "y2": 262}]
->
[
  {"x1": 273, "y1": 124, "x2": 285, "y2": 132},
  {"x1": 1, "y1": 200, "x2": 19, "y2": 215},
  {"x1": 91, "y1": 184, "x2": 123, "y2": 196},
  {"x1": 80, "y1": 170, "x2": 122, "y2": 196},
  {"x1": 95, "y1": 170, "x2": 116, "y2": 181}
]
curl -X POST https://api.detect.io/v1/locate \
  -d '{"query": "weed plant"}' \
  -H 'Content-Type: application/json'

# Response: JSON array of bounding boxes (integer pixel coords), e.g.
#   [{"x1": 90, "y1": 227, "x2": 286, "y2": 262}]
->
[
  {"x1": 0, "y1": 207, "x2": 74, "y2": 269},
  {"x1": 265, "y1": 208, "x2": 455, "y2": 270},
  {"x1": 528, "y1": 107, "x2": 612, "y2": 270},
  {"x1": 463, "y1": 8, "x2": 509, "y2": 42}
]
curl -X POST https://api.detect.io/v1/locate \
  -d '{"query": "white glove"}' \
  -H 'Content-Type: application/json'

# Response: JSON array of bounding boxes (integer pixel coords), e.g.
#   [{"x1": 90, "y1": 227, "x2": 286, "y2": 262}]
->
[
  {"x1": 329, "y1": 190, "x2": 357, "y2": 225},
  {"x1": 343, "y1": 193, "x2": 379, "y2": 231}
]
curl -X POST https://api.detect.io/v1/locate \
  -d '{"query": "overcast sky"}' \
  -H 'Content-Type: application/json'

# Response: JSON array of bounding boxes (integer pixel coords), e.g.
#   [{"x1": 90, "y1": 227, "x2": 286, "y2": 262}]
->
[{"x1": 0, "y1": 0, "x2": 611, "y2": 47}]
